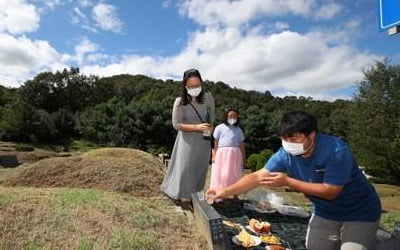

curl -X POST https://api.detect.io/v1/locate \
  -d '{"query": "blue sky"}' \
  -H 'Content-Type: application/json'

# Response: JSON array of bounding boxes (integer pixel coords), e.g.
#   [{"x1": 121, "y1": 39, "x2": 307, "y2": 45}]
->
[{"x1": 1, "y1": 0, "x2": 399, "y2": 101}]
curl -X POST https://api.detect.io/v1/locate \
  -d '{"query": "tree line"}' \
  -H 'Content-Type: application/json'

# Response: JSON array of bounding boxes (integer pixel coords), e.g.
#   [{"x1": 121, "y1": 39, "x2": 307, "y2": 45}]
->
[{"x1": 0, "y1": 61, "x2": 399, "y2": 183}]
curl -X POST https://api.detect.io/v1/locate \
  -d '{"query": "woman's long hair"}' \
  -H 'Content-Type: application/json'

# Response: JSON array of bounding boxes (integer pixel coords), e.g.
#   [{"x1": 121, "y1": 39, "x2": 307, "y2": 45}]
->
[{"x1": 180, "y1": 69, "x2": 205, "y2": 105}]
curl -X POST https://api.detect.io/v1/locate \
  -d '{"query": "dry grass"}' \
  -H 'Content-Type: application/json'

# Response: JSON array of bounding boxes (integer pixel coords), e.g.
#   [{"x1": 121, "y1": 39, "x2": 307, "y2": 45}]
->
[
  {"x1": 0, "y1": 147, "x2": 208, "y2": 249},
  {"x1": 375, "y1": 184, "x2": 400, "y2": 231},
  {"x1": 0, "y1": 187, "x2": 205, "y2": 250},
  {"x1": 1, "y1": 148, "x2": 165, "y2": 197}
]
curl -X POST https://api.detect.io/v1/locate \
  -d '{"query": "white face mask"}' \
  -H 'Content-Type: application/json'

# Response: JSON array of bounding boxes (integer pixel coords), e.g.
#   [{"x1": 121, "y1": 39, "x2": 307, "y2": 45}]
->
[
  {"x1": 186, "y1": 86, "x2": 202, "y2": 97},
  {"x1": 282, "y1": 140, "x2": 307, "y2": 156},
  {"x1": 227, "y1": 118, "x2": 237, "y2": 125}
]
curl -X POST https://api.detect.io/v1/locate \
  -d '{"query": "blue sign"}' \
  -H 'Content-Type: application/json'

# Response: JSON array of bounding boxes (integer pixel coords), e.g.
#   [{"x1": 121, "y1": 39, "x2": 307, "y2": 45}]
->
[{"x1": 379, "y1": 0, "x2": 400, "y2": 30}]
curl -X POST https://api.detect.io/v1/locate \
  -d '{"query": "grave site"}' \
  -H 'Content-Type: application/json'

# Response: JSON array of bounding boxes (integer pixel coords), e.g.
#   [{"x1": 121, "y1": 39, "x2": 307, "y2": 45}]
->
[{"x1": 0, "y1": 142, "x2": 399, "y2": 249}]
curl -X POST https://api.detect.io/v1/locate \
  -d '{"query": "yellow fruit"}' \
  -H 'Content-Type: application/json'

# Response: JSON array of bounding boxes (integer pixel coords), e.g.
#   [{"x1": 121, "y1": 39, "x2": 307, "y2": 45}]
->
[{"x1": 237, "y1": 229, "x2": 255, "y2": 247}]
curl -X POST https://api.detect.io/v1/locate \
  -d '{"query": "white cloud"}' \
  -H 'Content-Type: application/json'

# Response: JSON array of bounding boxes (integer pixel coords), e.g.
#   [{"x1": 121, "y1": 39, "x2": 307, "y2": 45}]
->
[
  {"x1": 0, "y1": 0, "x2": 40, "y2": 34},
  {"x1": 61, "y1": 37, "x2": 114, "y2": 66},
  {"x1": 345, "y1": 19, "x2": 362, "y2": 29},
  {"x1": 0, "y1": 34, "x2": 105, "y2": 86},
  {"x1": 162, "y1": 0, "x2": 173, "y2": 8},
  {"x1": 264, "y1": 22, "x2": 290, "y2": 33},
  {"x1": 187, "y1": 29, "x2": 379, "y2": 96},
  {"x1": 92, "y1": 3, "x2": 123, "y2": 33},
  {"x1": 79, "y1": 0, "x2": 93, "y2": 8},
  {"x1": 0, "y1": 32, "x2": 60, "y2": 86},
  {"x1": 178, "y1": 0, "x2": 316, "y2": 27},
  {"x1": 73, "y1": 37, "x2": 100, "y2": 64},
  {"x1": 40, "y1": 0, "x2": 63, "y2": 10},
  {"x1": 314, "y1": 2, "x2": 342, "y2": 20},
  {"x1": 178, "y1": 0, "x2": 345, "y2": 28},
  {"x1": 69, "y1": 6, "x2": 99, "y2": 32},
  {"x1": 0, "y1": 0, "x2": 382, "y2": 101},
  {"x1": 70, "y1": 7, "x2": 87, "y2": 25},
  {"x1": 77, "y1": 26, "x2": 379, "y2": 100}
]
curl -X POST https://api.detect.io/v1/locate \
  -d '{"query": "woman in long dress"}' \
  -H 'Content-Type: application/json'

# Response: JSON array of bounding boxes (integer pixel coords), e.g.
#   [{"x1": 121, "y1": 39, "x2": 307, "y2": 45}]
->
[{"x1": 161, "y1": 69, "x2": 215, "y2": 209}]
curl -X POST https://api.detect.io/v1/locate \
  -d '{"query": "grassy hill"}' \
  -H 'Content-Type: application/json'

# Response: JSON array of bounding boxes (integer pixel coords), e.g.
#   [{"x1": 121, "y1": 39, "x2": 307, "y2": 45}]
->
[{"x1": 2, "y1": 148, "x2": 165, "y2": 197}]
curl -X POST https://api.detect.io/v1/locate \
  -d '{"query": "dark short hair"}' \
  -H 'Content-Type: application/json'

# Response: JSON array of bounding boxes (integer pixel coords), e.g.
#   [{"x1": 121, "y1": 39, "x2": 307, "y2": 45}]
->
[
  {"x1": 180, "y1": 68, "x2": 205, "y2": 105},
  {"x1": 225, "y1": 105, "x2": 239, "y2": 113},
  {"x1": 279, "y1": 110, "x2": 317, "y2": 137}
]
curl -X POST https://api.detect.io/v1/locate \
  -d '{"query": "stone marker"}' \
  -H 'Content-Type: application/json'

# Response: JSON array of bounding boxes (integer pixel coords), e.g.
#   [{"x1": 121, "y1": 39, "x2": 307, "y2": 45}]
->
[{"x1": 0, "y1": 155, "x2": 20, "y2": 168}]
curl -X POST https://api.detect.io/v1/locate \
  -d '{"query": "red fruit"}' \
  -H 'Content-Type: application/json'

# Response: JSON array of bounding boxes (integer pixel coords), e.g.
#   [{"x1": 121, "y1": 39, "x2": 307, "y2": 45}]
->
[
  {"x1": 253, "y1": 222, "x2": 263, "y2": 233},
  {"x1": 261, "y1": 222, "x2": 271, "y2": 233}
]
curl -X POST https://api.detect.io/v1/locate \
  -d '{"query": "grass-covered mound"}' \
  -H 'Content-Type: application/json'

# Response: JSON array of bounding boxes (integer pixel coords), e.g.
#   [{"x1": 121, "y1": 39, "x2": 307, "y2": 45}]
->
[
  {"x1": 0, "y1": 187, "x2": 205, "y2": 250},
  {"x1": 1, "y1": 148, "x2": 165, "y2": 197}
]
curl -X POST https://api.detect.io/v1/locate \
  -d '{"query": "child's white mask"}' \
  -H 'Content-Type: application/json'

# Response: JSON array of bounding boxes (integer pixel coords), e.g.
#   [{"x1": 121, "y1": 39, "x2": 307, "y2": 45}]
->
[{"x1": 227, "y1": 118, "x2": 237, "y2": 125}]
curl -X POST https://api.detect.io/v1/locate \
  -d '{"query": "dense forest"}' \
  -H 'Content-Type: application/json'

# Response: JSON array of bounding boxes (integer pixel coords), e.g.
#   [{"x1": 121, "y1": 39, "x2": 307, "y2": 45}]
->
[{"x1": 0, "y1": 61, "x2": 399, "y2": 183}]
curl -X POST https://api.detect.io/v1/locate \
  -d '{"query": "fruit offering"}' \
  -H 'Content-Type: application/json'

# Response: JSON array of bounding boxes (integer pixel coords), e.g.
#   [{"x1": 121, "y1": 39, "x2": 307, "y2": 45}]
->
[
  {"x1": 249, "y1": 218, "x2": 271, "y2": 234},
  {"x1": 237, "y1": 228, "x2": 255, "y2": 247}
]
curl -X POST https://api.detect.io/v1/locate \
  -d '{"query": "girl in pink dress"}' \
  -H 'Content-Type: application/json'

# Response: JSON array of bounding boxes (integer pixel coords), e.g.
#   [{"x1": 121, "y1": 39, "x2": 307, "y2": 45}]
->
[{"x1": 210, "y1": 106, "x2": 246, "y2": 195}]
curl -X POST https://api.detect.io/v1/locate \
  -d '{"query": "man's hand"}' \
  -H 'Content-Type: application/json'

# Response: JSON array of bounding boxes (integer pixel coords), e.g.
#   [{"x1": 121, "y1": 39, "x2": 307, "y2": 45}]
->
[{"x1": 260, "y1": 172, "x2": 288, "y2": 187}]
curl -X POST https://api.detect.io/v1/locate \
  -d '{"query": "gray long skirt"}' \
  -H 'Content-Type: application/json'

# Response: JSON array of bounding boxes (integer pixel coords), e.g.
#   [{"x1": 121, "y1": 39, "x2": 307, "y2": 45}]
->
[{"x1": 161, "y1": 130, "x2": 211, "y2": 200}]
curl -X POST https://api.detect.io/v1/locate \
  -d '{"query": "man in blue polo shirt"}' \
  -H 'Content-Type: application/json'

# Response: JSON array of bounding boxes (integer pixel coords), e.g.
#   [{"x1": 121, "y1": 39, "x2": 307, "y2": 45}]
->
[{"x1": 206, "y1": 110, "x2": 381, "y2": 250}]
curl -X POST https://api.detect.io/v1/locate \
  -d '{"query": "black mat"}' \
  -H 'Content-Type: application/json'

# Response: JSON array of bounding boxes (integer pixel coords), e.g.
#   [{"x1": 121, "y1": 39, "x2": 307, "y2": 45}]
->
[{"x1": 212, "y1": 199, "x2": 309, "y2": 250}]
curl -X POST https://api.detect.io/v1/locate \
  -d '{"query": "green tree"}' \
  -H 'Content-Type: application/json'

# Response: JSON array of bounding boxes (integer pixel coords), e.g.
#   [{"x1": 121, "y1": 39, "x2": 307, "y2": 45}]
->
[
  {"x1": 0, "y1": 101, "x2": 49, "y2": 142},
  {"x1": 351, "y1": 61, "x2": 400, "y2": 182},
  {"x1": 77, "y1": 99, "x2": 175, "y2": 151}
]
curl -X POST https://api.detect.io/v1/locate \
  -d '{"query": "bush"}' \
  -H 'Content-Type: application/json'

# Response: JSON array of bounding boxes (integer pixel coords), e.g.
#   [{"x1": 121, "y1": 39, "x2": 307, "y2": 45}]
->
[
  {"x1": 69, "y1": 140, "x2": 99, "y2": 152},
  {"x1": 246, "y1": 149, "x2": 273, "y2": 172},
  {"x1": 15, "y1": 144, "x2": 35, "y2": 152}
]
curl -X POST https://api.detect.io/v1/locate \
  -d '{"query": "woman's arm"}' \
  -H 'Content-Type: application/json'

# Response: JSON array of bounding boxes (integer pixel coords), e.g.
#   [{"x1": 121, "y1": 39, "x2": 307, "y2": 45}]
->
[
  {"x1": 172, "y1": 97, "x2": 210, "y2": 132},
  {"x1": 179, "y1": 123, "x2": 210, "y2": 132}
]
